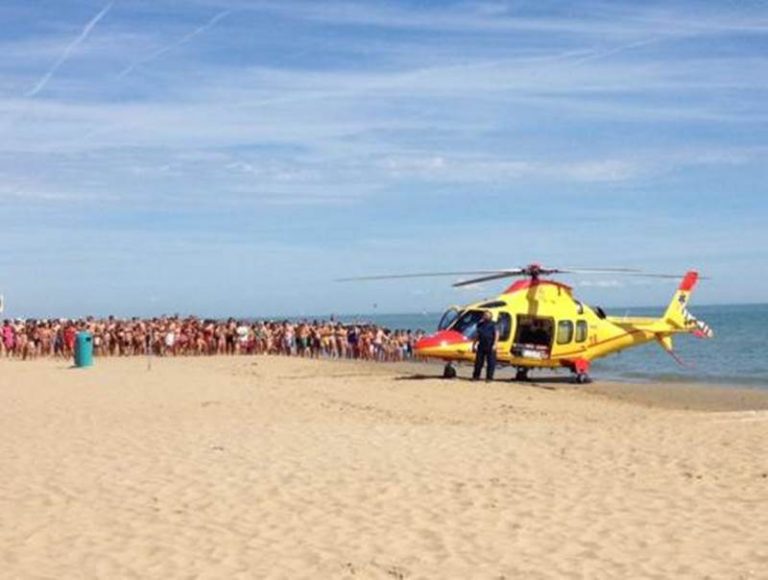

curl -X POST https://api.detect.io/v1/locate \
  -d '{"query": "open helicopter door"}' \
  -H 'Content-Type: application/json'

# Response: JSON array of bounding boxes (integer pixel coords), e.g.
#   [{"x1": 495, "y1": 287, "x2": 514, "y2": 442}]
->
[{"x1": 511, "y1": 315, "x2": 554, "y2": 360}]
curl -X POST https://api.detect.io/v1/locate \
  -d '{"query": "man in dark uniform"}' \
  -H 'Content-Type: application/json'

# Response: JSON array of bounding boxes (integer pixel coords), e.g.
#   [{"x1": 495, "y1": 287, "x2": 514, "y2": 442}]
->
[{"x1": 473, "y1": 311, "x2": 498, "y2": 382}]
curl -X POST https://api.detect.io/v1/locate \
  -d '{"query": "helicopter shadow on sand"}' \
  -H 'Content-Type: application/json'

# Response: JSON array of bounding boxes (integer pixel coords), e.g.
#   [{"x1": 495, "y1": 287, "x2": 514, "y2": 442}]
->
[{"x1": 393, "y1": 372, "x2": 568, "y2": 390}]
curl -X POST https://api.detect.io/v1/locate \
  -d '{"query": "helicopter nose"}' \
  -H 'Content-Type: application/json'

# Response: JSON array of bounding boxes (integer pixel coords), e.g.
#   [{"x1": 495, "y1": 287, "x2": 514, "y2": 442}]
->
[{"x1": 414, "y1": 329, "x2": 468, "y2": 355}]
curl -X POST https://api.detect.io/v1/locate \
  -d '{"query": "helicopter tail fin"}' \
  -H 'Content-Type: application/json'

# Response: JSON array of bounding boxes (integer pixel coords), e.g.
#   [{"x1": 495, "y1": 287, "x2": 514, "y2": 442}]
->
[{"x1": 662, "y1": 271, "x2": 714, "y2": 338}]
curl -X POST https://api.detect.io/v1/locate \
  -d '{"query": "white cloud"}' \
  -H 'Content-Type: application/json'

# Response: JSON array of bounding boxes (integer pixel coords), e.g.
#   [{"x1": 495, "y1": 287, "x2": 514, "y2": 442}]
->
[
  {"x1": 577, "y1": 279, "x2": 625, "y2": 288},
  {"x1": 561, "y1": 160, "x2": 639, "y2": 182}
]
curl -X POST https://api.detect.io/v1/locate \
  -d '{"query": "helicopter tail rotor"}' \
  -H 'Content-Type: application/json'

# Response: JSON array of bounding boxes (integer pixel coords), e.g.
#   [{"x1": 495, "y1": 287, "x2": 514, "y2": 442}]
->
[{"x1": 662, "y1": 271, "x2": 714, "y2": 338}]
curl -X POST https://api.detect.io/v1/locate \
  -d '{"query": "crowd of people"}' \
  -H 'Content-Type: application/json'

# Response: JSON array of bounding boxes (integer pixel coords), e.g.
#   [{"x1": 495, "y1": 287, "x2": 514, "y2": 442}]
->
[{"x1": 1, "y1": 317, "x2": 427, "y2": 362}]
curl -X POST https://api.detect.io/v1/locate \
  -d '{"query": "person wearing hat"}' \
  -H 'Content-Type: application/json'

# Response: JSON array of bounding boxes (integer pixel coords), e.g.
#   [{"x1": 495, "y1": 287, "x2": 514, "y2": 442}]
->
[{"x1": 472, "y1": 311, "x2": 498, "y2": 382}]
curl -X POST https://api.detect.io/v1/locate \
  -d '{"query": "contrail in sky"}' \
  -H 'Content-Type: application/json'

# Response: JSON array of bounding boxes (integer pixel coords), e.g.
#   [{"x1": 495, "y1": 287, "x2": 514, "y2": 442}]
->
[
  {"x1": 568, "y1": 37, "x2": 663, "y2": 66},
  {"x1": 26, "y1": 2, "x2": 114, "y2": 96},
  {"x1": 117, "y1": 10, "x2": 231, "y2": 79}
]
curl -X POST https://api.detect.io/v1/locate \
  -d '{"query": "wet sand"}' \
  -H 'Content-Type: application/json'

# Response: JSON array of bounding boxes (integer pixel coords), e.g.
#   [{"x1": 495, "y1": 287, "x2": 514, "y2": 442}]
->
[{"x1": 1, "y1": 356, "x2": 766, "y2": 579}]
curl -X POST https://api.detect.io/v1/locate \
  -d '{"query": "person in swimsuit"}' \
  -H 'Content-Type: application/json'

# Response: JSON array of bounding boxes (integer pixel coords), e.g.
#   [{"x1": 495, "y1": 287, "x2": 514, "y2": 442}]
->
[{"x1": 2, "y1": 320, "x2": 15, "y2": 357}]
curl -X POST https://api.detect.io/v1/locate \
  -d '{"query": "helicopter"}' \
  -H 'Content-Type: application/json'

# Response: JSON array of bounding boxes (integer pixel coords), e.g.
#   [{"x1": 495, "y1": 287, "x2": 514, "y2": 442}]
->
[{"x1": 341, "y1": 264, "x2": 713, "y2": 383}]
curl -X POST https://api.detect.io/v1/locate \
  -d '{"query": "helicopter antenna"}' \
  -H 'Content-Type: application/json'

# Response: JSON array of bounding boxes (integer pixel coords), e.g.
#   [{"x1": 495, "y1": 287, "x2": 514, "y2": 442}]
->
[{"x1": 666, "y1": 348, "x2": 694, "y2": 368}]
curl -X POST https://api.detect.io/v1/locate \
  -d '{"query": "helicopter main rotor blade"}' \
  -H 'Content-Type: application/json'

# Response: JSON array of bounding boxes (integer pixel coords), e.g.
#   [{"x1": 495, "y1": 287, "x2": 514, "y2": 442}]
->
[
  {"x1": 449, "y1": 267, "x2": 647, "y2": 286},
  {"x1": 569, "y1": 270, "x2": 706, "y2": 279},
  {"x1": 335, "y1": 270, "x2": 518, "y2": 282},
  {"x1": 452, "y1": 271, "x2": 526, "y2": 287},
  {"x1": 337, "y1": 265, "x2": 709, "y2": 284},
  {"x1": 624, "y1": 272, "x2": 710, "y2": 280},
  {"x1": 558, "y1": 268, "x2": 643, "y2": 274},
  {"x1": 559, "y1": 268, "x2": 707, "y2": 279}
]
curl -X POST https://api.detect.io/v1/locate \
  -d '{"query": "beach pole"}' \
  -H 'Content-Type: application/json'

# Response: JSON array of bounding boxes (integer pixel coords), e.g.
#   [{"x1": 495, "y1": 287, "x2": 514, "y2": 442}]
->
[{"x1": 147, "y1": 328, "x2": 153, "y2": 371}]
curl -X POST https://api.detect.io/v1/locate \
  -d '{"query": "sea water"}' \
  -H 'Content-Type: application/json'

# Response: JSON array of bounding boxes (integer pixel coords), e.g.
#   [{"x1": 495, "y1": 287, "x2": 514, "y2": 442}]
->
[{"x1": 335, "y1": 304, "x2": 768, "y2": 388}]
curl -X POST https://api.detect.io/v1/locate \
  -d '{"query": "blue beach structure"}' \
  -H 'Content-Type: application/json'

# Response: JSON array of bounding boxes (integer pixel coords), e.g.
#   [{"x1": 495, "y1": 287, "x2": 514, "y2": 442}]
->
[{"x1": 74, "y1": 331, "x2": 94, "y2": 368}]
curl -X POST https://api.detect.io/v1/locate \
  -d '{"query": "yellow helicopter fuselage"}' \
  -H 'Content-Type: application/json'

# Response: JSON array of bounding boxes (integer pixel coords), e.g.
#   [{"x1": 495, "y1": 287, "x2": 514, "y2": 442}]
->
[{"x1": 414, "y1": 272, "x2": 712, "y2": 378}]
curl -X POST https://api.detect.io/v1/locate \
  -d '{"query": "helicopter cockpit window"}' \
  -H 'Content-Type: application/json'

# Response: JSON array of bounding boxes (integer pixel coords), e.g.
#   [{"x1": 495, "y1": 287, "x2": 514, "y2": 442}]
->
[
  {"x1": 557, "y1": 320, "x2": 574, "y2": 344},
  {"x1": 438, "y1": 307, "x2": 461, "y2": 331},
  {"x1": 497, "y1": 312, "x2": 512, "y2": 341},
  {"x1": 451, "y1": 310, "x2": 486, "y2": 340}
]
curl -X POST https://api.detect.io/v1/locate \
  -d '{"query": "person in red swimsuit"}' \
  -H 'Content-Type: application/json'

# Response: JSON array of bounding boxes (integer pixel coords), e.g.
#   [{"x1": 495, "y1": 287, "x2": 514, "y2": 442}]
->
[{"x1": 63, "y1": 323, "x2": 77, "y2": 357}]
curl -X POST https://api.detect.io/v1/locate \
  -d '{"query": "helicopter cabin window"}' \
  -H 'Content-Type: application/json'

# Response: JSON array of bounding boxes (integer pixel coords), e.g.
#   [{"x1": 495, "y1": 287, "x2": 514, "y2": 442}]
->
[
  {"x1": 594, "y1": 306, "x2": 607, "y2": 319},
  {"x1": 450, "y1": 310, "x2": 486, "y2": 340},
  {"x1": 497, "y1": 313, "x2": 512, "y2": 341},
  {"x1": 575, "y1": 320, "x2": 588, "y2": 343},
  {"x1": 438, "y1": 307, "x2": 461, "y2": 331},
  {"x1": 514, "y1": 316, "x2": 554, "y2": 347},
  {"x1": 557, "y1": 320, "x2": 574, "y2": 344}
]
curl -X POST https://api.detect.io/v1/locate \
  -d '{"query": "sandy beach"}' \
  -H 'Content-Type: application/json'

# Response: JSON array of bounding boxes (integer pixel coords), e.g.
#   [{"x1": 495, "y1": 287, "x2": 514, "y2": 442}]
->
[{"x1": 1, "y1": 357, "x2": 766, "y2": 579}]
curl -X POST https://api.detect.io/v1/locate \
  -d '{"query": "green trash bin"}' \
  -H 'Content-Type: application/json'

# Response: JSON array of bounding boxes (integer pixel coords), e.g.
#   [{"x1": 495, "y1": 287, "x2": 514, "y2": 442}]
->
[{"x1": 74, "y1": 331, "x2": 94, "y2": 367}]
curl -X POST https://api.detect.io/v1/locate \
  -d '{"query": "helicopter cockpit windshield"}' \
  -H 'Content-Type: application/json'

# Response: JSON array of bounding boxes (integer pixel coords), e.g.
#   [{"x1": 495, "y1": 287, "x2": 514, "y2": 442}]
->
[
  {"x1": 449, "y1": 310, "x2": 486, "y2": 340},
  {"x1": 438, "y1": 306, "x2": 461, "y2": 331}
]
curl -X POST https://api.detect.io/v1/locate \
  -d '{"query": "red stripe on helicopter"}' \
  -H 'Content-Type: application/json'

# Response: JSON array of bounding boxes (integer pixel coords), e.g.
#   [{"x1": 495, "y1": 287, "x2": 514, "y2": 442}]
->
[
  {"x1": 503, "y1": 279, "x2": 573, "y2": 295},
  {"x1": 414, "y1": 330, "x2": 468, "y2": 350}
]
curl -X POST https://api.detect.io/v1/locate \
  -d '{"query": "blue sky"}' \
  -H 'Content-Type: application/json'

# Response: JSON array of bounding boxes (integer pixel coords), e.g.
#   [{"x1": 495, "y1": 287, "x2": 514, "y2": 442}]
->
[{"x1": 1, "y1": 0, "x2": 767, "y2": 318}]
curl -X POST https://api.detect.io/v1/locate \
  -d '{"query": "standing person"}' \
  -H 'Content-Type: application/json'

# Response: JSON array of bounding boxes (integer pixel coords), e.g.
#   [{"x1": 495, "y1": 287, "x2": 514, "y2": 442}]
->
[
  {"x1": 164, "y1": 324, "x2": 176, "y2": 356},
  {"x1": 236, "y1": 321, "x2": 250, "y2": 355},
  {"x1": 346, "y1": 326, "x2": 359, "y2": 359},
  {"x1": 283, "y1": 322, "x2": 295, "y2": 356},
  {"x1": 472, "y1": 311, "x2": 498, "y2": 382},
  {"x1": 373, "y1": 327, "x2": 385, "y2": 361},
  {"x1": 53, "y1": 322, "x2": 64, "y2": 358},
  {"x1": 2, "y1": 320, "x2": 15, "y2": 357},
  {"x1": 63, "y1": 322, "x2": 77, "y2": 358}
]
